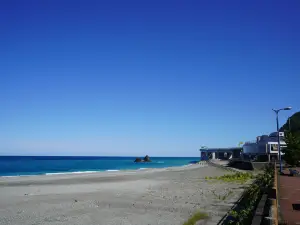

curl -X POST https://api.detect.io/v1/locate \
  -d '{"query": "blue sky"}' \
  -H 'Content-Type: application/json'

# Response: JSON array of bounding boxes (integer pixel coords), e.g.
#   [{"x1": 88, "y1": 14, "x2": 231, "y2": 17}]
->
[{"x1": 0, "y1": 0, "x2": 299, "y2": 156}]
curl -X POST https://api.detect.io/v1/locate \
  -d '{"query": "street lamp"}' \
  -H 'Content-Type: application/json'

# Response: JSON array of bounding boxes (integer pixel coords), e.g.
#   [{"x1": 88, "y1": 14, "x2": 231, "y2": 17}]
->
[{"x1": 272, "y1": 107, "x2": 292, "y2": 173}]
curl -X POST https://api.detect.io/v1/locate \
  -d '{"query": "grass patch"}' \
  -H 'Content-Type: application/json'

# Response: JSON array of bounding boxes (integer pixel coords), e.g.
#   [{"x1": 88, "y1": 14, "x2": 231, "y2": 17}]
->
[
  {"x1": 183, "y1": 212, "x2": 209, "y2": 225},
  {"x1": 205, "y1": 172, "x2": 255, "y2": 184}
]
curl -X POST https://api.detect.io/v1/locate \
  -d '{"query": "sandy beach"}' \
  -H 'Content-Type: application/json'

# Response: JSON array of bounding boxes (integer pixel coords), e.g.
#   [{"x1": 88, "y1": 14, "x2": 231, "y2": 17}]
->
[{"x1": 0, "y1": 164, "x2": 246, "y2": 225}]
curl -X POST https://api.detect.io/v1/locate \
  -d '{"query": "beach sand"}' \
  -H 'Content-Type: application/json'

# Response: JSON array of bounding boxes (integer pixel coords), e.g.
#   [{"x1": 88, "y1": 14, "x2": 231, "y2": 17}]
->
[{"x1": 0, "y1": 164, "x2": 246, "y2": 225}]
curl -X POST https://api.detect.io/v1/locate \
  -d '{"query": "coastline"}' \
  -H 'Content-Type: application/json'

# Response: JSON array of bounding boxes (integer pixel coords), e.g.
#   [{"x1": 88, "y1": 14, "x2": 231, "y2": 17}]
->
[
  {"x1": 0, "y1": 163, "x2": 201, "y2": 183},
  {"x1": 0, "y1": 163, "x2": 246, "y2": 225},
  {"x1": 0, "y1": 162, "x2": 198, "y2": 179}
]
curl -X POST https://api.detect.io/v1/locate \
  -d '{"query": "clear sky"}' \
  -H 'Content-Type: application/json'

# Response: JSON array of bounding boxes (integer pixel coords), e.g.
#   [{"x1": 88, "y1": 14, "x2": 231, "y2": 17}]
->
[{"x1": 0, "y1": 0, "x2": 299, "y2": 156}]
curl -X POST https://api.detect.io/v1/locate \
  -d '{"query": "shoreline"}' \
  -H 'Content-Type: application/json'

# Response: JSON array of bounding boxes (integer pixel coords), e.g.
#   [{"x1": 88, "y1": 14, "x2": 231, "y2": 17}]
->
[
  {"x1": 0, "y1": 162, "x2": 202, "y2": 179},
  {"x1": 0, "y1": 163, "x2": 208, "y2": 184}
]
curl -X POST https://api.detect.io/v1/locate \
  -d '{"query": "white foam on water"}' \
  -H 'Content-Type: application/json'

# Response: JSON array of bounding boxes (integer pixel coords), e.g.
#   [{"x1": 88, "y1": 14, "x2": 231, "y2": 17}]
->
[
  {"x1": 70, "y1": 171, "x2": 98, "y2": 174},
  {"x1": 45, "y1": 171, "x2": 99, "y2": 175},
  {"x1": 181, "y1": 164, "x2": 193, "y2": 168},
  {"x1": 1, "y1": 174, "x2": 41, "y2": 177},
  {"x1": 45, "y1": 172, "x2": 73, "y2": 175}
]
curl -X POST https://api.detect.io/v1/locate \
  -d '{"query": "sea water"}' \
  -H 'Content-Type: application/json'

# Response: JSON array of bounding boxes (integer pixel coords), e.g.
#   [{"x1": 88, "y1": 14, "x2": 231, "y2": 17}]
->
[{"x1": 0, "y1": 156, "x2": 199, "y2": 176}]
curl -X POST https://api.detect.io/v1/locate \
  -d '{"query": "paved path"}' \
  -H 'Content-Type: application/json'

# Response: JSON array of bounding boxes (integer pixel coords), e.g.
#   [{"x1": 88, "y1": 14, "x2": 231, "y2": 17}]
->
[{"x1": 279, "y1": 168, "x2": 300, "y2": 225}]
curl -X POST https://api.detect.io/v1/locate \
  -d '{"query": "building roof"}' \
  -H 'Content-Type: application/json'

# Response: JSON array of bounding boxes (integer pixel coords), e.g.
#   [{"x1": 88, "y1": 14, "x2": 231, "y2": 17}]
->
[{"x1": 199, "y1": 147, "x2": 242, "y2": 152}]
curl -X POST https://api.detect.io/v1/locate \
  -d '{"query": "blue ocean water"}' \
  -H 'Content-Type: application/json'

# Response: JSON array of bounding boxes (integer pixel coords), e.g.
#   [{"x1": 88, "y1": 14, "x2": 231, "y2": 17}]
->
[{"x1": 0, "y1": 156, "x2": 200, "y2": 176}]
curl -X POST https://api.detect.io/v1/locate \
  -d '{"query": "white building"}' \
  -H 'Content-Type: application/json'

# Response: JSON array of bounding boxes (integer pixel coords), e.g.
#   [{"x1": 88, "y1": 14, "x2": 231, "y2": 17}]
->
[{"x1": 242, "y1": 132, "x2": 286, "y2": 160}]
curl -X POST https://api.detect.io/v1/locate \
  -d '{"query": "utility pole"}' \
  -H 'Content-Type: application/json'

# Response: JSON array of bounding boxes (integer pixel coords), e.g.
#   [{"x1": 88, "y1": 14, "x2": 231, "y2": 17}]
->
[{"x1": 272, "y1": 107, "x2": 292, "y2": 173}]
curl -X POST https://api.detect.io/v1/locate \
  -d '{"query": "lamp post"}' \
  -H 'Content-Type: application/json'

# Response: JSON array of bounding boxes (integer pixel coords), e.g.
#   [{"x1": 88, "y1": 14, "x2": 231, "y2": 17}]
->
[{"x1": 272, "y1": 107, "x2": 292, "y2": 173}]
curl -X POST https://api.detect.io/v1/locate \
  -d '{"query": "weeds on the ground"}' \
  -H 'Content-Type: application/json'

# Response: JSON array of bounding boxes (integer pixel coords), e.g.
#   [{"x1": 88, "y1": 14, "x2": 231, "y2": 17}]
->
[
  {"x1": 225, "y1": 165, "x2": 275, "y2": 225},
  {"x1": 205, "y1": 172, "x2": 255, "y2": 184},
  {"x1": 183, "y1": 211, "x2": 209, "y2": 225}
]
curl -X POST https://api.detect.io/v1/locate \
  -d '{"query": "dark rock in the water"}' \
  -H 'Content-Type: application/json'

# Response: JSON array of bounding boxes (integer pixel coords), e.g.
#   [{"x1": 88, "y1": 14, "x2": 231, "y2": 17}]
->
[
  {"x1": 134, "y1": 158, "x2": 142, "y2": 162},
  {"x1": 134, "y1": 155, "x2": 152, "y2": 162},
  {"x1": 143, "y1": 155, "x2": 151, "y2": 162},
  {"x1": 189, "y1": 161, "x2": 198, "y2": 164}
]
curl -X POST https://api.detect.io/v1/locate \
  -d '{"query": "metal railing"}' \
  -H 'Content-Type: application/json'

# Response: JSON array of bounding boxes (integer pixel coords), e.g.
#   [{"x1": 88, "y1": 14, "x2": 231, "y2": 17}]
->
[{"x1": 244, "y1": 140, "x2": 257, "y2": 144}]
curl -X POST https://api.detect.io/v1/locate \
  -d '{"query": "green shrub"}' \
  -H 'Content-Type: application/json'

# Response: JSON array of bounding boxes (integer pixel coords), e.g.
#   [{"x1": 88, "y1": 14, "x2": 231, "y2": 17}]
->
[{"x1": 225, "y1": 165, "x2": 274, "y2": 225}]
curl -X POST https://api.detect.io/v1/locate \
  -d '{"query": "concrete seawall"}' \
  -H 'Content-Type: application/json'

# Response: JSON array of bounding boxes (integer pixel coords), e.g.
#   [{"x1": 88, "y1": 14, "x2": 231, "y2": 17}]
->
[{"x1": 208, "y1": 159, "x2": 269, "y2": 171}]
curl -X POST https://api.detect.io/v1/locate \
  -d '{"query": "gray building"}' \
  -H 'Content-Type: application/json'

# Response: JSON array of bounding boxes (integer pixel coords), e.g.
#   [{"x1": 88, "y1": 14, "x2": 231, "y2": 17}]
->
[{"x1": 242, "y1": 132, "x2": 286, "y2": 161}]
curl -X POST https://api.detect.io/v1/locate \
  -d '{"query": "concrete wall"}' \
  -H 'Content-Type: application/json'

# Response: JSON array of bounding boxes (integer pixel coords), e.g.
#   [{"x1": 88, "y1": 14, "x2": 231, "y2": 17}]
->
[{"x1": 228, "y1": 159, "x2": 254, "y2": 170}]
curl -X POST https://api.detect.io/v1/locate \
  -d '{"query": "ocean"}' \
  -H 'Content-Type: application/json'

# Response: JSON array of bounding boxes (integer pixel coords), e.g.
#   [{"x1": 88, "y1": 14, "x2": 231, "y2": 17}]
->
[{"x1": 0, "y1": 156, "x2": 200, "y2": 176}]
